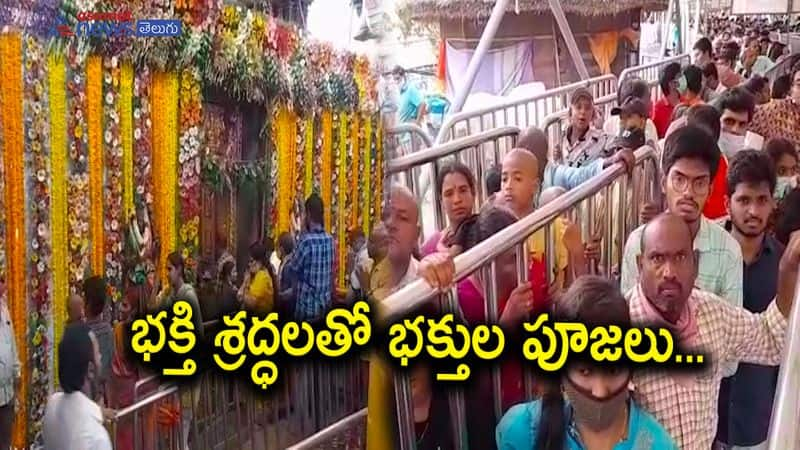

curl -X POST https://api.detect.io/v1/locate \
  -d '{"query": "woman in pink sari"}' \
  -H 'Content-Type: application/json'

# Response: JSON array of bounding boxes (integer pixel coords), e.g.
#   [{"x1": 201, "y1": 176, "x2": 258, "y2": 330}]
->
[{"x1": 420, "y1": 162, "x2": 476, "y2": 257}]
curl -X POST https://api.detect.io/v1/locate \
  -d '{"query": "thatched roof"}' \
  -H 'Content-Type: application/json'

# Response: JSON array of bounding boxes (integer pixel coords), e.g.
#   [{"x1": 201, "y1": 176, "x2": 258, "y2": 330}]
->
[{"x1": 399, "y1": 0, "x2": 668, "y2": 22}]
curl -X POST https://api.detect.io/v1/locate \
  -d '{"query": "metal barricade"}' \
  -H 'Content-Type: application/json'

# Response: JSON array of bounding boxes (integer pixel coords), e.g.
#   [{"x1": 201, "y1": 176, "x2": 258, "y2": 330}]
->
[
  {"x1": 618, "y1": 53, "x2": 690, "y2": 102},
  {"x1": 386, "y1": 123, "x2": 434, "y2": 159},
  {"x1": 766, "y1": 272, "x2": 800, "y2": 450},
  {"x1": 286, "y1": 408, "x2": 367, "y2": 450},
  {"x1": 763, "y1": 53, "x2": 800, "y2": 84},
  {"x1": 111, "y1": 339, "x2": 366, "y2": 449},
  {"x1": 379, "y1": 145, "x2": 661, "y2": 450},
  {"x1": 387, "y1": 126, "x2": 519, "y2": 238},
  {"x1": 436, "y1": 75, "x2": 618, "y2": 145}
]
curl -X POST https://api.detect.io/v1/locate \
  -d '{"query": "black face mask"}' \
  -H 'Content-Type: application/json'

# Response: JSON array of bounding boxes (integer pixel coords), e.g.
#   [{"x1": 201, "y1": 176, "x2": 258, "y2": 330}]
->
[{"x1": 563, "y1": 374, "x2": 630, "y2": 432}]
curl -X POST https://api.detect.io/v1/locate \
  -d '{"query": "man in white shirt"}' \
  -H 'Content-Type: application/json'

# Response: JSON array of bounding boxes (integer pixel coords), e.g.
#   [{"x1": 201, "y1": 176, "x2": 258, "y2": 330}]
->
[
  {"x1": 43, "y1": 323, "x2": 112, "y2": 450},
  {"x1": 0, "y1": 286, "x2": 19, "y2": 450}
]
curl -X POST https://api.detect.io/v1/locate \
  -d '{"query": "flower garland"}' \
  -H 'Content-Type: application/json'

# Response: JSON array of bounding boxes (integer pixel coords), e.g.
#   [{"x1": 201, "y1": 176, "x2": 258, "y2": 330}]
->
[
  {"x1": 103, "y1": 57, "x2": 124, "y2": 304},
  {"x1": 48, "y1": 52, "x2": 68, "y2": 387},
  {"x1": 0, "y1": 32, "x2": 28, "y2": 449},
  {"x1": 349, "y1": 114, "x2": 360, "y2": 230},
  {"x1": 303, "y1": 116, "x2": 314, "y2": 199},
  {"x1": 273, "y1": 104, "x2": 297, "y2": 236},
  {"x1": 151, "y1": 71, "x2": 179, "y2": 283},
  {"x1": 178, "y1": 67, "x2": 202, "y2": 281},
  {"x1": 23, "y1": 35, "x2": 51, "y2": 445},
  {"x1": 67, "y1": 46, "x2": 90, "y2": 294},
  {"x1": 320, "y1": 110, "x2": 333, "y2": 232},
  {"x1": 121, "y1": 63, "x2": 134, "y2": 218},
  {"x1": 362, "y1": 115, "x2": 372, "y2": 235},
  {"x1": 87, "y1": 56, "x2": 104, "y2": 277},
  {"x1": 133, "y1": 66, "x2": 153, "y2": 210},
  {"x1": 267, "y1": 111, "x2": 278, "y2": 239},
  {"x1": 336, "y1": 112, "x2": 348, "y2": 290},
  {"x1": 375, "y1": 118, "x2": 383, "y2": 221}
]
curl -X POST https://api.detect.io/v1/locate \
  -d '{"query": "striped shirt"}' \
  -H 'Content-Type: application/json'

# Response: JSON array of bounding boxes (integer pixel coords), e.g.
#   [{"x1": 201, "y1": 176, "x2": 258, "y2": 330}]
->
[
  {"x1": 284, "y1": 224, "x2": 335, "y2": 321},
  {"x1": 621, "y1": 216, "x2": 743, "y2": 309},
  {"x1": 628, "y1": 287, "x2": 787, "y2": 450}
]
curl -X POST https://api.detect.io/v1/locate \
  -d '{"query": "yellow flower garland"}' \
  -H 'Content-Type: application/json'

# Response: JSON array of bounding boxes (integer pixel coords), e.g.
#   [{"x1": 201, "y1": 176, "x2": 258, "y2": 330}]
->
[
  {"x1": 0, "y1": 32, "x2": 27, "y2": 449},
  {"x1": 337, "y1": 113, "x2": 348, "y2": 289},
  {"x1": 151, "y1": 71, "x2": 179, "y2": 284},
  {"x1": 349, "y1": 114, "x2": 360, "y2": 229},
  {"x1": 87, "y1": 56, "x2": 104, "y2": 276},
  {"x1": 49, "y1": 53, "x2": 68, "y2": 387},
  {"x1": 362, "y1": 115, "x2": 372, "y2": 235},
  {"x1": 274, "y1": 104, "x2": 297, "y2": 236},
  {"x1": 304, "y1": 116, "x2": 314, "y2": 199},
  {"x1": 121, "y1": 63, "x2": 134, "y2": 217},
  {"x1": 321, "y1": 110, "x2": 333, "y2": 232},
  {"x1": 375, "y1": 119, "x2": 383, "y2": 220}
]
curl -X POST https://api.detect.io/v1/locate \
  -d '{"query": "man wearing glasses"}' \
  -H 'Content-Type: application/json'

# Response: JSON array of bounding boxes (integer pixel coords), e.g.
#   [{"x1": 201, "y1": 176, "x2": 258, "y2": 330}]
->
[{"x1": 620, "y1": 125, "x2": 744, "y2": 310}]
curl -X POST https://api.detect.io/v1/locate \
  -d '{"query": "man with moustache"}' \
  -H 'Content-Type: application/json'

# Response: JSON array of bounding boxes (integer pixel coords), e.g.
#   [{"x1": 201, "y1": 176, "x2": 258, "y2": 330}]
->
[
  {"x1": 628, "y1": 212, "x2": 800, "y2": 449},
  {"x1": 621, "y1": 125, "x2": 743, "y2": 309},
  {"x1": 715, "y1": 151, "x2": 784, "y2": 450}
]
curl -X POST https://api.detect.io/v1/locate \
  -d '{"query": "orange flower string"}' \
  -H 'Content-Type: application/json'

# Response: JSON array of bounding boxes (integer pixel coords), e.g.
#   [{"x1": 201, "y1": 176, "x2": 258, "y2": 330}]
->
[
  {"x1": 362, "y1": 115, "x2": 372, "y2": 235},
  {"x1": 349, "y1": 114, "x2": 360, "y2": 229},
  {"x1": 87, "y1": 56, "x2": 104, "y2": 277},
  {"x1": 375, "y1": 119, "x2": 384, "y2": 220},
  {"x1": 321, "y1": 110, "x2": 333, "y2": 232},
  {"x1": 303, "y1": 116, "x2": 314, "y2": 198},
  {"x1": 337, "y1": 113, "x2": 348, "y2": 289},
  {"x1": 121, "y1": 63, "x2": 134, "y2": 217},
  {"x1": 0, "y1": 32, "x2": 28, "y2": 449}
]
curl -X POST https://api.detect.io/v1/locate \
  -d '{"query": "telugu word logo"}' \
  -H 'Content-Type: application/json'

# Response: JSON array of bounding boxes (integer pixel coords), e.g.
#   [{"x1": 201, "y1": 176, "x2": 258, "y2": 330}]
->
[{"x1": 49, "y1": 11, "x2": 182, "y2": 39}]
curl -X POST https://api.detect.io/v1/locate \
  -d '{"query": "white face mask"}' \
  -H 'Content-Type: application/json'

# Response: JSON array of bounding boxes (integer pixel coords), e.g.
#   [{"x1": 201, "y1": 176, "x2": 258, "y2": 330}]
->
[
  {"x1": 718, "y1": 131, "x2": 746, "y2": 159},
  {"x1": 775, "y1": 176, "x2": 797, "y2": 200}
]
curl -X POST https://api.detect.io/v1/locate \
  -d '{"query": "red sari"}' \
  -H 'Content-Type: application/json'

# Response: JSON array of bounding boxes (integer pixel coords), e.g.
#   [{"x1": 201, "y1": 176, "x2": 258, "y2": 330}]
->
[{"x1": 456, "y1": 257, "x2": 549, "y2": 410}]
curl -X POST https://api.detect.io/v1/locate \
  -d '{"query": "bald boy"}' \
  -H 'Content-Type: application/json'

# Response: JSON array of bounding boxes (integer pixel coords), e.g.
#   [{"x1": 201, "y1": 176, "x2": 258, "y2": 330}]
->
[{"x1": 67, "y1": 294, "x2": 85, "y2": 324}]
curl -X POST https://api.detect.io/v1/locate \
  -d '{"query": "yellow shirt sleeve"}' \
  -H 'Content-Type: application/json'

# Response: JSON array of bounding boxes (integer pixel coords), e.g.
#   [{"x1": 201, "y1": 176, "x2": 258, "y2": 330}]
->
[
  {"x1": 527, "y1": 218, "x2": 569, "y2": 281},
  {"x1": 248, "y1": 270, "x2": 274, "y2": 313}
]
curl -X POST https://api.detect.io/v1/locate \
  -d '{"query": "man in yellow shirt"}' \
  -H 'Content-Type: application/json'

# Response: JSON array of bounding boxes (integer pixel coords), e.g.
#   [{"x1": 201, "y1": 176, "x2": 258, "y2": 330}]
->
[{"x1": 238, "y1": 242, "x2": 275, "y2": 314}]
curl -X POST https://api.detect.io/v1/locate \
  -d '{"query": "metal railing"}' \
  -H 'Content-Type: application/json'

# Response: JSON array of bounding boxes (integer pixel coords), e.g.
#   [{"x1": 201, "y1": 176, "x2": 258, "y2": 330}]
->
[
  {"x1": 387, "y1": 126, "x2": 519, "y2": 237},
  {"x1": 379, "y1": 145, "x2": 661, "y2": 450},
  {"x1": 436, "y1": 75, "x2": 618, "y2": 145},
  {"x1": 766, "y1": 276, "x2": 800, "y2": 450},
  {"x1": 286, "y1": 408, "x2": 367, "y2": 450},
  {"x1": 618, "y1": 53, "x2": 690, "y2": 102},
  {"x1": 108, "y1": 323, "x2": 367, "y2": 450},
  {"x1": 386, "y1": 123, "x2": 434, "y2": 159},
  {"x1": 763, "y1": 52, "x2": 800, "y2": 84}
]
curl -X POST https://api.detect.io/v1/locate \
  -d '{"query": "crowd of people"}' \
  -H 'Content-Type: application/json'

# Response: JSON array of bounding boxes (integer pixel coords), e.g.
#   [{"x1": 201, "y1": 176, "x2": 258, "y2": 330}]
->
[{"x1": 4, "y1": 14, "x2": 800, "y2": 450}]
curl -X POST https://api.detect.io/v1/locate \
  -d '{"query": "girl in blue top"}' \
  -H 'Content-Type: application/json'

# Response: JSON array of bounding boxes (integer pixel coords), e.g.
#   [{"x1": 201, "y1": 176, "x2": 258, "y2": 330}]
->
[{"x1": 496, "y1": 276, "x2": 678, "y2": 450}]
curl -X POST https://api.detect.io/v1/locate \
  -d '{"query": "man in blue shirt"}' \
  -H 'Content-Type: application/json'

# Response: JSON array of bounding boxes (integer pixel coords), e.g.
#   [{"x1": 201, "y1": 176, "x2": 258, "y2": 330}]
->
[
  {"x1": 392, "y1": 65, "x2": 427, "y2": 125},
  {"x1": 283, "y1": 193, "x2": 334, "y2": 322},
  {"x1": 716, "y1": 150, "x2": 784, "y2": 450}
]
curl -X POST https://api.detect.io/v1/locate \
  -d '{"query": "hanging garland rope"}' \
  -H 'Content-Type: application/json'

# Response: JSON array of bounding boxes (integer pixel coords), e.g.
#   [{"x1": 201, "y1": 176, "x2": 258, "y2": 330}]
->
[
  {"x1": 362, "y1": 115, "x2": 372, "y2": 235},
  {"x1": 303, "y1": 116, "x2": 313, "y2": 199},
  {"x1": 104, "y1": 57, "x2": 123, "y2": 304},
  {"x1": 336, "y1": 112, "x2": 348, "y2": 290},
  {"x1": 375, "y1": 118, "x2": 384, "y2": 221},
  {"x1": 1, "y1": 31, "x2": 28, "y2": 449},
  {"x1": 48, "y1": 52, "x2": 68, "y2": 390},
  {"x1": 87, "y1": 55, "x2": 104, "y2": 278},
  {"x1": 133, "y1": 67, "x2": 153, "y2": 212},
  {"x1": 321, "y1": 110, "x2": 333, "y2": 232},
  {"x1": 23, "y1": 34, "x2": 51, "y2": 445},
  {"x1": 274, "y1": 104, "x2": 297, "y2": 236},
  {"x1": 121, "y1": 63, "x2": 134, "y2": 220},
  {"x1": 67, "y1": 46, "x2": 90, "y2": 295},
  {"x1": 178, "y1": 67, "x2": 202, "y2": 281},
  {"x1": 349, "y1": 114, "x2": 360, "y2": 230}
]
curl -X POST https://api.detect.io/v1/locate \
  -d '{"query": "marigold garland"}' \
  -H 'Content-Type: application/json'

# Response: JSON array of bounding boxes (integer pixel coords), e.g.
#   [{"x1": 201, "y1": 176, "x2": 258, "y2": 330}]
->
[
  {"x1": 1, "y1": 32, "x2": 28, "y2": 449},
  {"x1": 349, "y1": 114, "x2": 360, "y2": 230},
  {"x1": 121, "y1": 63, "x2": 134, "y2": 218},
  {"x1": 321, "y1": 110, "x2": 333, "y2": 232},
  {"x1": 166, "y1": 72, "x2": 179, "y2": 266},
  {"x1": 23, "y1": 35, "x2": 51, "y2": 445},
  {"x1": 178, "y1": 68, "x2": 202, "y2": 280},
  {"x1": 337, "y1": 112, "x2": 348, "y2": 289},
  {"x1": 274, "y1": 104, "x2": 297, "y2": 236},
  {"x1": 375, "y1": 119, "x2": 384, "y2": 220},
  {"x1": 48, "y1": 52, "x2": 68, "y2": 388},
  {"x1": 67, "y1": 47, "x2": 90, "y2": 295},
  {"x1": 87, "y1": 55, "x2": 104, "y2": 277},
  {"x1": 303, "y1": 116, "x2": 314, "y2": 198},
  {"x1": 362, "y1": 115, "x2": 372, "y2": 235},
  {"x1": 103, "y1": 57, "x2": 124, "y2": 304}
]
